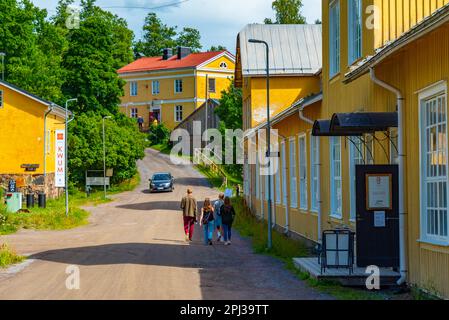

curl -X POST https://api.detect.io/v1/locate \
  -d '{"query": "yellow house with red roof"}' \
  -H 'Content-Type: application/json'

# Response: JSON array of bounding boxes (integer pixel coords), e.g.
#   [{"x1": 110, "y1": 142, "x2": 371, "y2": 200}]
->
[{"x1": 118, "y1": 47, "x2": 235, "y2": 130}]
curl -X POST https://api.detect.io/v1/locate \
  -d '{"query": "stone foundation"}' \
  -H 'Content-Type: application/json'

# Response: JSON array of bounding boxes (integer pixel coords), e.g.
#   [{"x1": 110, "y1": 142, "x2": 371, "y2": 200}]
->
[{"x1": 0, "y1": 173, "x2": 63, "y2": 199}]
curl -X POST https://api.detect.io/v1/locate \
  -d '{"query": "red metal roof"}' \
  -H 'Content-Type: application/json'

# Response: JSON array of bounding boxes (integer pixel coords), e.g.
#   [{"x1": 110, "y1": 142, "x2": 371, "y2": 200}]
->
[{"x1": 118, "y1": 51, "x2": 231, "y2": 74}]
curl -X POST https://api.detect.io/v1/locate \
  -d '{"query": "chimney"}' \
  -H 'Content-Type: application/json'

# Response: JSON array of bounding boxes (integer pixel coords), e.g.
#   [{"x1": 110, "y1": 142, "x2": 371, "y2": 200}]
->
[
  {"x1": 162, "y1": 48, "x2": 173, "y2": 60},
  {"x1": 177, "y1": 46, "x2": 191, "y2": 60}
]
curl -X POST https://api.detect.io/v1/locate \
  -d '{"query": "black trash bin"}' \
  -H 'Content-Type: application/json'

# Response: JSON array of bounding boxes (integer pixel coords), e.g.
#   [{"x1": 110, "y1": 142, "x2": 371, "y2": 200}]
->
[
  {"x1": 38, "y1": 193, "x2": 46, "y2": 208},
  {"x1": 26, "y1": 193, "x2": 35, "y2": 208}
]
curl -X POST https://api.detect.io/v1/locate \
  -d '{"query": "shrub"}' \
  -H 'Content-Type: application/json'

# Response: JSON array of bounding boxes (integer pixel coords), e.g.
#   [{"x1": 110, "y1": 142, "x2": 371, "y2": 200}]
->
[{"x1": 148, "y1": 123, "x2": 171, "y2": 146}]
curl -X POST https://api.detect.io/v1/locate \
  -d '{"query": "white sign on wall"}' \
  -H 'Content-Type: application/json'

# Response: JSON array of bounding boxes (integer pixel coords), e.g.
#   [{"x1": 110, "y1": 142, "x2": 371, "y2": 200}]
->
[{"x1": 55, "y1": 130, "x2": 66, "y2": 187}]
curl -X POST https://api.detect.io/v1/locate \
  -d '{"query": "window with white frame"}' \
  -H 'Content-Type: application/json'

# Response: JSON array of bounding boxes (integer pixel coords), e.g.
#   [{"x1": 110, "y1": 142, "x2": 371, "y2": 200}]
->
[
  {"x1": 365, "y1": 134, "x2": 375, "y2": 164},
  {"x1": 0, "y1": 89, "x2": 3, "y2": 108},
  {"x1": 281, "y1": 140, "x2": 288, "y2": 206},
  {"x1": 275, "y1": 149, "x2": 282, "y2": 204},
  {"x1": 349, "y1": 137, "x2": 364, "y2": 220},
  {"x1": 175, "y1": 105, "x2": 183, "y2": 122},
  {"x1": 390, "y1": 128, "x2": 399, "y2": 164},
  {"x1": 299, "y1": 135, "x2": 308, "y2": 210},
  {"x1": 310, "y1": 135, "x2": 319, "y2": 212},
  {"x1": 329, "y1": 0, "x2": 340, "y2": 77},
  {"x1": 131, "y1": 108, "x2": 138, "y2": 118},
  {"x1": 175, "y1": 79, "x2": 183, "y2": 93},
  {"x1": 420, "y1": 83, "x2": 448, "y2": 243},
  {"x1": 152, "y1": 80, "x2": 160, "y2": 95},
  {"x1": 289, "y1": 138, "x2": 298, "y2": 208},
  {"x1": 348, "y1": 0, "x2": 362, "y2": 64},
  {"x1": 330, "y1": 136, "x2": 342, "y2": 218},
  {"x1": 256, "y1": 154, "x2": 260, "y2": 199},
  {"x1": 208, "y1": 78, "x2": 216, "y2": 93},
  {"x1": 130, "y1": 81, "x2": 138, "y2": 96}
]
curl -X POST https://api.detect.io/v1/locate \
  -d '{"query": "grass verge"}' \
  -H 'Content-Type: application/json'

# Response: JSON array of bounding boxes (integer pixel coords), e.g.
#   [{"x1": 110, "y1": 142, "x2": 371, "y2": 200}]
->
[
  {"x1": 0, "y1": 174, "x2": 140, "y2": 236},
  {"x1": 196, "y1": 164, "x2": 242, "y2": 192},
  {"x1": 231, "y1": 197, "x2": 410, "y2": 300},
  {"x1": 150, "y1": 144, "x2": 172, "y2": 155},
  {"x1": 0, "y1": 243, "x2": 25, "y2": 269}
]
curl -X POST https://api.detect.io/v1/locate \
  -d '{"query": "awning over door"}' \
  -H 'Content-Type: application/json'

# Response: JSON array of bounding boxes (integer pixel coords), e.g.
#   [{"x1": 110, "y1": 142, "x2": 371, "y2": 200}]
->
[{"x1": 312, "y1": 112, "x2": 398, "y2": 137}]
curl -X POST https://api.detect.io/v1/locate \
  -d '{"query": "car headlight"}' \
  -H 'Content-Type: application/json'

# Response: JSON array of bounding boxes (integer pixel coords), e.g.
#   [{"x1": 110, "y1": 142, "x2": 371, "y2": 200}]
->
[{"x1": 164, "y1": 183, "x2": 171, "y2": 187}]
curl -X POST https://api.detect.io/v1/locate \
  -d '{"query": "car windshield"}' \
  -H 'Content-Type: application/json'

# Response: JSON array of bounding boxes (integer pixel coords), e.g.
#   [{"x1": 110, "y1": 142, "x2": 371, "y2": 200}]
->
[{"x1": 153, "y1": 174, "x2": 171, "y2": 181}]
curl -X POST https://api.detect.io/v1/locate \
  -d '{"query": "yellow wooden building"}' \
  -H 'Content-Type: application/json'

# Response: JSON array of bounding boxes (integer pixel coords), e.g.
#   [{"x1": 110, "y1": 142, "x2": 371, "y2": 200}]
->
[
  {"x1": 316, "y1": 0, "x2": 449, "y2": 298},
  {"x1": 118, "y1": 47, "x2": 235, "y2": 130},
  {"x1": 236, "y1": 24, "x2": 323, "y2": 244},
  {"x1": 0, "y1": 80, "x2": 69, "y2": 198}
]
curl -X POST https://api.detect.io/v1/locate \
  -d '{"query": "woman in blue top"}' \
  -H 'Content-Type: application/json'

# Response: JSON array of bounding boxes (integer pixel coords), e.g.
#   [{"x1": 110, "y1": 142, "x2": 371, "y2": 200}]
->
[{"x1": 199, "y1": 198, "x2": 215, "y2": 246}]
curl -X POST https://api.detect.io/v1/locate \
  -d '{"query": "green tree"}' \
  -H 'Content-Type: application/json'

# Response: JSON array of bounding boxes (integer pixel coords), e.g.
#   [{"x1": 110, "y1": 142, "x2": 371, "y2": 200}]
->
[
  {"x1": 60, "y1": 0, "x2": 134, "y2": 114},
  {"x1": 176, "y1": 27, "x2": 202, "y2": 52},
  {"x1": 215, "y1": 81, "x2": 243, "y2": 177},
  {"x1": 68, "y1": 112, "x2": 146, "y2": 185},
  {"x1": 0, "y1": 0, "x2": 66, "y2": 102},
  {"x1": 208, "y1": 45, "x2": 227, "y2": 52},
  {"x1": 264, "y1": 0, "x2": 306, "y2": 24},
  {"x1": 147, "y1": 123, "x2": 171, "y2": 146},
  {"x1": 134, "y1": 12, "x2": 177, "y2": 58}
]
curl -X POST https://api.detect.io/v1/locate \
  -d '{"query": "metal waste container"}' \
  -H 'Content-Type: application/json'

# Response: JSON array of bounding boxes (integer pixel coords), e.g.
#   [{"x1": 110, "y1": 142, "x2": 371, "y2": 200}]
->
[
  {"x1": 26, "y1": 193, "x2": 35, "y2": 208},
  {"x1": 38, "y1": 193, "x2": 46, "y2": 208},
  {"x1": 5, "y1": 192, "x2": 22, "y2": 213}
]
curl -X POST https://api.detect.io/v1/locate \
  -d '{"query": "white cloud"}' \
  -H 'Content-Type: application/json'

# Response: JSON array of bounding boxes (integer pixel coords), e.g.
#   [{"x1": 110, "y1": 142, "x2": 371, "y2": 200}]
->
[{"x1": 31, "y1": 0, "x2": 322, "y2": 53}]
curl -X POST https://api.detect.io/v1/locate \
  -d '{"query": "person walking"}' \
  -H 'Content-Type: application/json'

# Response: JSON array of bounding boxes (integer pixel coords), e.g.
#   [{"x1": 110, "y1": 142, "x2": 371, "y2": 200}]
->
[
  {"x1": 213, "y1": 194, "x2": 225, "y2": 242},
  {"x1": 199, "y1": 198, "x2": 215, "y2": 246},
  {"x1": 221, "y1": 197, "x2": 236, "y2": 246},
  {"x1": 181, "y1": 188, "x2": 197, "y2": 242}
]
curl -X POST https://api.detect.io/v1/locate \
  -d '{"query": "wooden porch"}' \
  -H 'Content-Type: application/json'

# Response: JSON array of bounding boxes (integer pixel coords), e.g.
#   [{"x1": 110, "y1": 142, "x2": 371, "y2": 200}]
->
[{"x1": 293, "y1": 257, "x2": 401, "y2": 287}]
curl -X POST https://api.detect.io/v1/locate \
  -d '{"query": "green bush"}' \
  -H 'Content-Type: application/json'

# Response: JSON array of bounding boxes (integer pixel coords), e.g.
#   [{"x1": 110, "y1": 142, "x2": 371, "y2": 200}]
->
[
  {"x1": 68, "y1": 112, "x2": 146, "y2": 187},
  {"x1": 148, "y1": 123, "x2": 171, "y2": 146}
]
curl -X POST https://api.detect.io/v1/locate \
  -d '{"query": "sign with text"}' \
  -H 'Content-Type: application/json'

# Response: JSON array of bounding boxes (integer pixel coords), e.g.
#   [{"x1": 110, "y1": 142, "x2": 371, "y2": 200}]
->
[{"x1": 55, "y1": 130, "x2": 66, "y2": 187}]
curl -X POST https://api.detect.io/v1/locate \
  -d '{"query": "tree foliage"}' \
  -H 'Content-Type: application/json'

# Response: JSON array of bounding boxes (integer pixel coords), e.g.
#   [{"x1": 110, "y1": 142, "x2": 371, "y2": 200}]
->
[
  {"x1": 264, "y1": 0, "x2": 306, "y2": 24},
  {"x1": 134, "y1": 12, "x2": 202, "y2": 58},
  {"x1": 208, "y1": 45, "x2": 227, "y2": 52},
  {"x1": 147, "y1": 123, "x2": 171, "y2": 146},
  {"x1": 69, "y1": 112, "x2": 146, "y2": 185}
]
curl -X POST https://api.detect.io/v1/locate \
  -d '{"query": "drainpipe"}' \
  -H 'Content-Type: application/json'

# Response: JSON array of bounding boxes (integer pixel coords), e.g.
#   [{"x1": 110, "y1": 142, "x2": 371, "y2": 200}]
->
[
  {"x1": 299, "y1": 106, "x2": 322, "y2": 243},
  {"x1": 43, "y1": 104, "x2": 55, "y2": 191},
  {"x1": 370, "y1": 67, "x2": 407, "y2": 286}
]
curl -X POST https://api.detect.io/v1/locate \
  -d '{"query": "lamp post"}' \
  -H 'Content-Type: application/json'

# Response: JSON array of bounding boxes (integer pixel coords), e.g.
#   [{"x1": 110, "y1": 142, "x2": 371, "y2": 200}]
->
[
  {"x1": 102, "y1": 116, "x2": 112, "y2": 199},
  {"x1": 249, "y1": 38, "x2": 272, "y2": 250},
  {"x1": 0, "y1": 52, "x2": 6, "y2": 81},
  {"x1": 65, "y1": 98, "x2": 77, "y2": 217}
]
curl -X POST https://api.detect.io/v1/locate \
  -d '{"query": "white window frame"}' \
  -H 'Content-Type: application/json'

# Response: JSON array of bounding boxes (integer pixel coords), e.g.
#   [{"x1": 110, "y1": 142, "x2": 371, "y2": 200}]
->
[
  {"x1": 349, "y1": 137, "x2": 364, "y2": 221},
  {"x1": 175, "y1": 105, "x2": 183, "y2": 122},
  {"x1": 174, "y1": 79, "x2": 183, "y2": 93},
  {"x1": 130, "y1": 108, "x2": 138, "y2": 118},
  {"x1": 419, "y1": 81, "x2": 449, "y2": 245},
  {"x1": 329, "y1": 0, "x2": 340, "y2": 77},
  {"x1": 310, "y1": 134, "x2": 319, "y2": 212},
  {"x1": 152, "y1": 80, "x2": 160, "y2": 95},
  {"x1": 0, "y1": 89, "x2": 3, "y2": 108},
  {"x1": 256, "y1": 153, "x2": 260, "y2": 200},
  {"x1": 275, "y1": 144, "x2": 282, "y2": 205},
  {"x1": 299, "y1": 134, "x2": 308, "y2": 211},
  {"x1": 365, "y1": 134, "x2": 375, "y2": 164},
  {"x1": 46, "y1": 130, "x2": 51, "y2": 155},
  {"x1": 330, "y1": 136, "x2": 342, "y2": 218},
  {"x1": 281, "y1": 140, "x2": 288, "y2": 206},
  {"x1": 289, "y1": 137, "x2": 298, "y2": 209},
  {"x1": 208, "y1": 78, "x2": 216, "y2": 93},
  {"x1": 348, "y1": 0, "x2": 362, "y2": 65},
  {"x1": 130, "y1": 81, "x2": 138, "y2": 97}
]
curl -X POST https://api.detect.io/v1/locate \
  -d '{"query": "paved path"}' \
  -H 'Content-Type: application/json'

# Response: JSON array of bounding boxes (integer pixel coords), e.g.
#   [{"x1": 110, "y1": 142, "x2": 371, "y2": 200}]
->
[{"x1": 0, "y1": 149, "x2": 330, "y2": 300}]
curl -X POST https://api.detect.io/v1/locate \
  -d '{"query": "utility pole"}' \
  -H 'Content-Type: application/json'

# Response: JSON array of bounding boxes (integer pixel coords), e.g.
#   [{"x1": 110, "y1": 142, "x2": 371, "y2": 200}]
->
[
  {"x1": 65, "y1": 98, "x2": 77, "y2": 217},
  {"x1": 103, "y1": 116, "x2": 112, "y2": 199},
  {"x1": 249, "y1": 39, "x2": 272, "y2": 249}
]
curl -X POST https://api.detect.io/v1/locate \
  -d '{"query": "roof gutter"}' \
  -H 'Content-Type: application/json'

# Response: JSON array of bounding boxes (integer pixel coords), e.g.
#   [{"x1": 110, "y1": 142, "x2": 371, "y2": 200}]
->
[{"x1": 370, "y1": 67, "x2": 407, "y2": 286}]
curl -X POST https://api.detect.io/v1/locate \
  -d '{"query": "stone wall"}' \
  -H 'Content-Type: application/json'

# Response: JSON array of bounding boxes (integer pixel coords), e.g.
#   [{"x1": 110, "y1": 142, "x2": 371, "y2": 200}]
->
[{"x1": 0, "y1": 173, "x2": 63, "y2": 199}]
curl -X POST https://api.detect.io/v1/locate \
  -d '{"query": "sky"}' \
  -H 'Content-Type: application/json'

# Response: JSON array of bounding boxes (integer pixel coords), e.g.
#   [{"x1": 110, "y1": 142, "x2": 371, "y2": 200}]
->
[{"x1": 31, "y1": 0, "x2": 322, "y2": 54}]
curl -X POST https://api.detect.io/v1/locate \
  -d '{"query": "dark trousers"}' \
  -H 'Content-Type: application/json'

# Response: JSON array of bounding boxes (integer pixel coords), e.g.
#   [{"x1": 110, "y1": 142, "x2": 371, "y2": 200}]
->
[
  {"x1": 183, "y1": 216, "x2": 195, "y2": 240},
  {"x1": 223, "y1": 224, "x2": 232, "y2": 242}
]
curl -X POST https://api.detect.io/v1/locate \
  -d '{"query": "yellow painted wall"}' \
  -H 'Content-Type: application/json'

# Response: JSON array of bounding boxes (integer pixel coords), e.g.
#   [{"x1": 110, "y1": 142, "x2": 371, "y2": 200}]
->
[{"x1": 0, "y1": 84, "x2": 64, "y2": 175}]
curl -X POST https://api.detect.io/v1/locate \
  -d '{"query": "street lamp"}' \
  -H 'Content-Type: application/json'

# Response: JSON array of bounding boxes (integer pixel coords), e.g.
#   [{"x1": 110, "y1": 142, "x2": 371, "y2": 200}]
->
[
  {"x1": 248, "y1": 38, "x2": 273, "y2": 250},
  {"x1": 102, "y1": 116, "x2": 112, "y2": 199},
  {"x1": 0, "y1": 52, "x2": 6, "y2": 81},
  {"x1": 65, "y1": 98, "x2": 77, "y2": 217}
]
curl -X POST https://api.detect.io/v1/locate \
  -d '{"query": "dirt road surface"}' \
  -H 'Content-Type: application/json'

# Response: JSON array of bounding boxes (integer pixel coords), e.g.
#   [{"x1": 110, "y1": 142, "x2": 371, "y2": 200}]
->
[{"x1": 0, "y1": 149, "x2": 330, "y2": 300}]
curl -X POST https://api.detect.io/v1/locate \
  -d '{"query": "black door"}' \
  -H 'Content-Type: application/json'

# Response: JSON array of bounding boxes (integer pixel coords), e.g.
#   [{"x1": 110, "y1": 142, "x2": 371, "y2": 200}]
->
[{"x1": 356, "y1": 165, "x2": 399, "y2": 268}]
